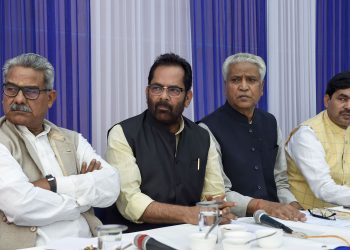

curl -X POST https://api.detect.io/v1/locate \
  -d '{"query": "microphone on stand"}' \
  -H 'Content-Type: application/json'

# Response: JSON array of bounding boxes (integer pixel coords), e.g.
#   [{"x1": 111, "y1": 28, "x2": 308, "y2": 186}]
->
[
  {"x1": 253, "y1": 210, "x2": 293, "y2": 234},
  {"x1": 134, "y1": 234, "x2": 176, "y2": 250}
]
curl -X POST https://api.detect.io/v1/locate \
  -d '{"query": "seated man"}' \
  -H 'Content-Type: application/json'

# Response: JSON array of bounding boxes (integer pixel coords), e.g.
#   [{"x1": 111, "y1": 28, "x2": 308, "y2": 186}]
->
[
  {"x1": 286, "y1": 72, "x2": 350, "y2": 209},
  {"x1": 200, "y1": 53, "x2": 305, "y2": 221},
  {"x1": 106, "y1": 53, "x2": 235, "y2": 232},
  {"x1": 0, "y1": 53, "x2": 120, "y2": 249}
]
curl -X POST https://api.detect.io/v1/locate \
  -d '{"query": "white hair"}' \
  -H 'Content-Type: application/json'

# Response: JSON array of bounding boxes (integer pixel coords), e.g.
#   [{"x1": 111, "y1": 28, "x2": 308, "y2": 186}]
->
[
  {"x1": 222, "y1": 53, "x2": 266, "y2": 81},
  {"x1": 3, "y1": 53, "x2": 54, "y2": 89}
]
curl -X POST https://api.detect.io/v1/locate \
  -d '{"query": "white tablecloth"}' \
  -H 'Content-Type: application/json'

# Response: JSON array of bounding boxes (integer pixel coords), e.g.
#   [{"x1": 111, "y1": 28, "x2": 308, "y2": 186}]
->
[{"x1": 21, "y1": 216, "x2": 350, "y2": 250}]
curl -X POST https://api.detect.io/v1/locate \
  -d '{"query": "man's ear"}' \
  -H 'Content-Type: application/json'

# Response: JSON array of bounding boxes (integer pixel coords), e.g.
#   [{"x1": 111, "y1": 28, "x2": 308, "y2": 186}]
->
[
  {"x1": 48, "y1": 90, "x2": 57, "y2": 108},
  {"x1": 260, "y1": 80, "x2": 265, "y2": 96},
  {"x1": 324, "y1": 94, "x2": 330, "y2": 109},
  {"x1": 184, "y1": 90, "x2": 193, "y2": 107}
]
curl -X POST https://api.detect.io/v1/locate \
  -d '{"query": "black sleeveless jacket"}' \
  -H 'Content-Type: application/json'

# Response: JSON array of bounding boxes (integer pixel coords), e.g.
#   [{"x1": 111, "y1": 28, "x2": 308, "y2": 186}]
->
[
  {"x1": 102, "y1": 110, "x2": 210, "y2": 232},
  {"x1": 201, "y1": 102, "x2": 278, "y2": 202}
]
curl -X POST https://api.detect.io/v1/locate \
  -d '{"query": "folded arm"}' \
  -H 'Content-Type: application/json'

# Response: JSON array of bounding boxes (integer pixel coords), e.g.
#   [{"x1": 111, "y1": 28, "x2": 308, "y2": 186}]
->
[
  {"x1": 0, "y1": 144, "x2": 81, "y2": 226},
  {"x1": 55, "y1": 134, "x2": 120, "y2": 208}
]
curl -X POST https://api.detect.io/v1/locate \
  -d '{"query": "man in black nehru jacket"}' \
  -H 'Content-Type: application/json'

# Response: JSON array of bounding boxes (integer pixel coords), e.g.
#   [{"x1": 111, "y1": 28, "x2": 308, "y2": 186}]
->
[
  {"x1": 200, "y1": 53, "x2": 306, "y2": 221},
  {"x1": 105, "y1": 53, "x2": 235, "y2": 232}
]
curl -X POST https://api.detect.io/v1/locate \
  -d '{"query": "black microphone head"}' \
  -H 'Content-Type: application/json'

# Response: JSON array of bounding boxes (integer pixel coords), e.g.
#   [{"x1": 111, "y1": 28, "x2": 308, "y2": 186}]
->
[{"x1": 253, "y1": 209, "x2": 266, "y2": 224}]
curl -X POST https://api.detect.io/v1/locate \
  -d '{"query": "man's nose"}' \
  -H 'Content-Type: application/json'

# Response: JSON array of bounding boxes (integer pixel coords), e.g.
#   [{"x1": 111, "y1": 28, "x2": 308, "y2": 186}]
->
[
  {"x1": 160, "y1": 87, "x2": 170, "y2": 99},
  {"x1": 239, "y1": 78, "x2": 249, "y2": 90},
  {"x1": 13, "y1": 89, "x2": 27, "y2": 103}
]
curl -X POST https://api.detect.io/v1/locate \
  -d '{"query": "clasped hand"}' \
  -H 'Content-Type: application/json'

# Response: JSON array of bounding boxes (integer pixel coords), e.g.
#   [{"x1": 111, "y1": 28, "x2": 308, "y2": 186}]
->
[{"x1": 31, "y1": 159, "x2": 102, "y2": 190}]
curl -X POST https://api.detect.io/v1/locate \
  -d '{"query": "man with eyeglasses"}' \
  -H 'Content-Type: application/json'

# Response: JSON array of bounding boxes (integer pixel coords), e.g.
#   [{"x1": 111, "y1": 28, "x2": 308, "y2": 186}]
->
[
  {"x1": 286, "y1": 71, "x2": 350, "y2": 209},
  {"x1": 105, "y1": 53, "x2": 235, "y2": 232},
  {"x1": 0, "y1": 53, "x2": 120, "y2": 249}
]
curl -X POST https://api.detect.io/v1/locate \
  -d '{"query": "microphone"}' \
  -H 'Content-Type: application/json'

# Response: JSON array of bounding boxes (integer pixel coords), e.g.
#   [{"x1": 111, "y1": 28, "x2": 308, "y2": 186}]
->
[
  {"x1": 134, "y1": 234, "x2": 176, "y2": 250},
  {"x1": 253, "y1": 210, "x2": 293, "y2": 234}
]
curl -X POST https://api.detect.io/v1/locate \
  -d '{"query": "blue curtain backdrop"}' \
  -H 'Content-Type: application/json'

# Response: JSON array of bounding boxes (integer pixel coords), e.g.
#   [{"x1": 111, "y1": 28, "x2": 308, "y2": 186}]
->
[
  {"x1": 190, "y1": 0, "x2": 267, "y2": 121},
  {"x1": 316, "y1": 0, "x2": 350, "y2": 112},
  {"x1": 0, "y1": 0, "x2": 91, "y2": 141}
]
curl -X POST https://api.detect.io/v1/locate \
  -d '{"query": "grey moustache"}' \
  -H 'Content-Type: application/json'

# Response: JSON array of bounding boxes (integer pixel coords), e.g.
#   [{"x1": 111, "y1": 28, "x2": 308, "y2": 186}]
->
[{"x1": 10, "y1": 104, "x2": 32, "y2": 113}]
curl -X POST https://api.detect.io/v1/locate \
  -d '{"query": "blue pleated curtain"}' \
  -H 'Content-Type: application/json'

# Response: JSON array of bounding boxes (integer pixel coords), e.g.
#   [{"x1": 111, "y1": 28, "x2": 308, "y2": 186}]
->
[
  {"x1": 316, "y1": 0, "x2": 350, "y2": 112},
  {"x1": 190, "y1": 0, "x2": 267, "y2": 121},
  {"x1": 0, "y1": 0, "x2": 91, "y2": 141}
]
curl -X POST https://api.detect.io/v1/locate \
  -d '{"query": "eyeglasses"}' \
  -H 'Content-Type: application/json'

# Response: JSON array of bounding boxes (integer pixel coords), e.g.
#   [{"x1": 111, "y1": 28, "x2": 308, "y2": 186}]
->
[
  {"x1": 3, "y1": 83, "x2": 51, "y2": 100},
  {"x1": 308, "y1": 208, "x2": 336, "y2": 220},
  {"x1": 148, "y1": 84, "x2": 184, "y2": 97}
]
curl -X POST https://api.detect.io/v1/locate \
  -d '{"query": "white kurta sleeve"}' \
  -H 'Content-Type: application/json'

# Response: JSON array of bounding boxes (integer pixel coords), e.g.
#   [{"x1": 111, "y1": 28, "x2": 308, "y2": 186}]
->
[
  {"x1": 287, "y1": 126, "x2": 350, "y2": 206},
  {"x1": 0, "y1": 144, "x2": 81, "y2": 227},
  {"x1": 55, "y1": 134, "x2": 120, "y2": 208},
  {"x1": 274, "y1": 126, "x2": 298, "y2": 204}
]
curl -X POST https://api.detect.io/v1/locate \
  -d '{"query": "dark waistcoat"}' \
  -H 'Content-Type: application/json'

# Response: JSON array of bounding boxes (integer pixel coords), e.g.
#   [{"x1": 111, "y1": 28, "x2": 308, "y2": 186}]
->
[
  {"x1": 201, "y1": 102, "x2": 278, "y2": 202},
  {"x1": 103, "y1": 110, "x2": 210, "y2": 232}
]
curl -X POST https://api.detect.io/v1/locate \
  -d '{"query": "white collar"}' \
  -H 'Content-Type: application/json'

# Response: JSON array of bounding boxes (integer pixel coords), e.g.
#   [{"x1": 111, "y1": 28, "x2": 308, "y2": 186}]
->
[{"x1": 17, "y1": 123, "x2": 51, "y2": 138}]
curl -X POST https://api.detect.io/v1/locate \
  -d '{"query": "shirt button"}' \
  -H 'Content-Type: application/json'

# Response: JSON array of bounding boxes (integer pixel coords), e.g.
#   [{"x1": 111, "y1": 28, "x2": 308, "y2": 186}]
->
[
  {"x1": 257, "y1": 185, "x2": 262, "y2": 190},
  {"x1": 254, "y1": 165, "x2": 259, "y2": 170},
  {"x1": 30, "y1": 226, "x2": 37, "y2": 232},
  {"x1": 251, "y1": 147, "x2": 256, "y2": 152}
]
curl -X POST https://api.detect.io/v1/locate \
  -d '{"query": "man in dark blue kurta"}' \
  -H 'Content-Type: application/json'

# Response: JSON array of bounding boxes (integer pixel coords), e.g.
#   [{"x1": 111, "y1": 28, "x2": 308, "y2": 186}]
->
[{"x1": 200, "y1": 53, "x2": 305, "y2": 221}]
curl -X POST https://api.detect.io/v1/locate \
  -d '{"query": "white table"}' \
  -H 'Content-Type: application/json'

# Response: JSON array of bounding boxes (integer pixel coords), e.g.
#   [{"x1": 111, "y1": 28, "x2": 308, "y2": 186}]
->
[{"x1": 22, "y1": 215, "x2": 350, "y2": 250}]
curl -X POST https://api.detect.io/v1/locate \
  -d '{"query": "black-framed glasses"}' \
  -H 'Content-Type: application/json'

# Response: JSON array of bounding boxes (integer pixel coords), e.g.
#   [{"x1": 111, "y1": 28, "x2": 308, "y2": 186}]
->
[
  {"x1": 3, "y1": 82, "x2": 52, "y2": 100},
  {"x1": 148, "y1": 84, "x2": 184, "y2": 97},
  {"x1": 308, "y1": 208, "x2": 336, "y2": 220}
]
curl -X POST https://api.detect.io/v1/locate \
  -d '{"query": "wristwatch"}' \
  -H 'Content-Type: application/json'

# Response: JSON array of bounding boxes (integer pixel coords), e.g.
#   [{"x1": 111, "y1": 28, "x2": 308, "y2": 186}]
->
[{"x1": 45, "y1": 174, "x2": 57, "y2": 193}]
